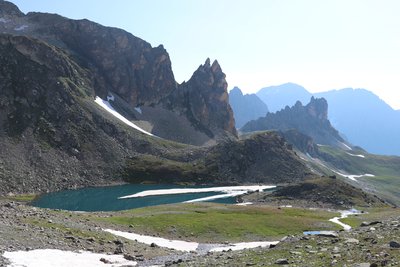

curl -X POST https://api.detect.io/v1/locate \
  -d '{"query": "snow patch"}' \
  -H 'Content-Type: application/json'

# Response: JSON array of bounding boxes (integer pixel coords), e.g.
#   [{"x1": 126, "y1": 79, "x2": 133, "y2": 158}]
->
[
  {"x1": 14, "y1": 24, "x2": 28, "y2": 31},
  {"x1": 184, "y1": 191, "x2": 247, "y2": 203},
  {"x1": 0, "y1": 18, "x2": 8, "y2": 23},
  {"x1": 104, "y1": 229, "x2": 279, "y2": 253},
  {"x1": 329, "y1": 209, "x2": 362, "y2": 231},
  {"x1": 335, "y1": 171, "x2": 375, "y2": 182},
  {"x1": 134, "y1": 107, "x2": 142, "y2": 114},
  {"x1": 341, "y1": 142, "x2": 352, "y2": 150},
  {"x1": 104, "y1": 229, "x2": 199, "y2": 252},
  {"x1": 94, "y1": 96, "x2": 155, "y2": 137},
  {"x1": 3, "y1": 249, "x2": 137, "y2": 267},
  {"x1": 119, "y1": 185, "x2": 276, "y2": 199},
  {"x1": 346, "y1": 152, "x2": 365, "y2": 158},
  {"x1": 106, "y1": 94, "x2": 114, "y2": 101},
  {"x1": 236, "y1": 202, "x2": 253, "y2": 206}
]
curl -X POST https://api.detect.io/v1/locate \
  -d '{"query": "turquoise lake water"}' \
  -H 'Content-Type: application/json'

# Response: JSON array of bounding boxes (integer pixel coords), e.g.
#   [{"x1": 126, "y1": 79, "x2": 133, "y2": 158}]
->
[{"x1": 31, "y1": 184, "x2": 241, "y2": 212}]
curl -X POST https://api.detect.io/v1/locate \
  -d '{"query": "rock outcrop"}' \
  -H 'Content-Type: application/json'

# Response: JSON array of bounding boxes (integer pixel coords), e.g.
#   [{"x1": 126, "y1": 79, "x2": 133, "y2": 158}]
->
[
  {"x1": 242, "y1": 97, "x2": 348, "y2": 148},
  {"x1": 164, "y1": 58, "x2": 237, "y2": 139},
  {"x1": 229, "y1": 87, "x2": 269, "y2": 129}
]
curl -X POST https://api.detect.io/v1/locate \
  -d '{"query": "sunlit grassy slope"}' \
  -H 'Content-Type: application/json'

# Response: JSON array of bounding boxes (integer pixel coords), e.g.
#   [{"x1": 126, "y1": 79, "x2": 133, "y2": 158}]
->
[
  {"x1": 96, "y1": 203, "x2": 340, "y2": 243},
  {"x1": 314, "y1": 146, "x2": 400, "y2": 206}
]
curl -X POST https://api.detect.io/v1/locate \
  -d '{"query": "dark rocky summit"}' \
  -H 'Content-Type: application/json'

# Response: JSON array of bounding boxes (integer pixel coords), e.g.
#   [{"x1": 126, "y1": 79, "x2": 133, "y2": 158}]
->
[
  {"x1": 122, "y1": 131, "x2": 308, "y2": 185},
  {"x1": 242, "y1": 97, "x2": 349, "y2": 149},
  {"x1": 229, "y1": 87, "x2": 269, "y2": 129},
  {"x1": 164, "y1": 58, "x2": 237, "y2": 139},
  {"x1": 241, "y1": 176, "x2": 388, "y2": 209}
]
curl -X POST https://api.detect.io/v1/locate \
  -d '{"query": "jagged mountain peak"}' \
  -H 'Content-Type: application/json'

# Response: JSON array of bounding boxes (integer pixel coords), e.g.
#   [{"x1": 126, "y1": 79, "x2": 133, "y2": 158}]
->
[
  {"x1": 242, "y1": 97, "x2": 346, "y2": 148},
  {"x1": 0, "y1": 0, "x2": 24, "y2": 17},
  {"x1": 306, "y1": 96, "x2": 328, "y2": 121},
  {"x1": 230, "y1": 86, "x2": 244, "y2": 96}
]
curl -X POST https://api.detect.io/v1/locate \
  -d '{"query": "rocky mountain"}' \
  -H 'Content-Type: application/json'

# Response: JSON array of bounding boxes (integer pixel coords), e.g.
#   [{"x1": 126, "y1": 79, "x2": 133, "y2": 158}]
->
[
  {"x1": 314, "y1": 89, "x2": 400, "y2": 156},
  {"x1": 0, "y1": 0, "x2": 236, "y2": 145},
  {"x1": 229, "y1": 87, "x2": 269, "y2": 128},
  {"x1": 241, "y1": 97, "x2": 349, "y2": 149},
  {"x1": 0, "y1": 1, "x2": 307, "y2": 194},
  {"x1": 256, "y1": 83, "x2": 311, "y2": 113},
  {"x1": 255, "y1": 83, "x2": 400, "y2": 156},
  {"x1": 163, "y1": 58, "x2": 237, "y2": 139}
]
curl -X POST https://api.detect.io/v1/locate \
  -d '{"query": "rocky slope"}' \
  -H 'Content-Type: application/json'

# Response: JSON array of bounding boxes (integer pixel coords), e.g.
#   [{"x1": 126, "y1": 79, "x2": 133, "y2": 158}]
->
[
  {"x1": 241, "y1": 176, "x2": 388, "y2": 209},
  {"x1": 256, "y1": 82, "x2": 400, "y2": 156},
  {"x1": 0, "y1": 1, "x2": 308, "y2": 194},
  {"x1": 0, "y1": 0, "x2": 235, "y2": 145},
  {"x1": 122, "y1": 131, "x2": 308, "y2": 185},
  {"x1": 242, "y1": 97, "x2": 349, "y2": 149},
  {"x1": 229, "y1": 87, "x2": 269, "y2": 128}
]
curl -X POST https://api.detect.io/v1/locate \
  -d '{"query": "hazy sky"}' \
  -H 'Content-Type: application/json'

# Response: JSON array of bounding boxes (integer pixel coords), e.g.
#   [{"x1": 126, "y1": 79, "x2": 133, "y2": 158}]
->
[{"x1": 9, "y1": 0, "x2": 400, "y2": 109}]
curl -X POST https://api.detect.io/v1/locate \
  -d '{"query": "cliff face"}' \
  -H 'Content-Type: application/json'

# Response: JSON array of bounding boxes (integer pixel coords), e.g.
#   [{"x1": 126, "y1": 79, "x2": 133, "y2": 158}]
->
[
  {"x1": 242, "y1": 97, "x2": 347, "y2": 148},
  {"x1": 13, "y1": 12, "x2": 176, "y2": 107},
  {"x1": 0, "y1": 1, "x2": 237, "y2": 143},
  {"x1": 229, "y1": 87, "x2": 269, "y2": 128},
  {"x1": 164, "y1": 59, "x2": 237, "y2": 138}
]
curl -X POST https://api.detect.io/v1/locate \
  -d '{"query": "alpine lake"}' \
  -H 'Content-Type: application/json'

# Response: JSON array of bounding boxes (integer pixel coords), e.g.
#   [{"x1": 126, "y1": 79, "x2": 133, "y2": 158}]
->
[{"x1": 31, "y1": 184, "x2": 274, "y2": 212}]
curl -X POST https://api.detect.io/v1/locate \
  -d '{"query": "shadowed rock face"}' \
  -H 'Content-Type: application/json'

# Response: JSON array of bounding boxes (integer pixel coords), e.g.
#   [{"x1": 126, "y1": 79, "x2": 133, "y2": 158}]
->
[
  {"x1": 1, "y1": 1, "x2": 176, "y2": 107},
  {"x1": 26, "y1": 14, "x2": 177, "y2": 107},
  {"x1": 242, "y1": 97, "x2": 346, "y2": 148},
  {"x1": 0, "y1": 1, "x2": 237, "y2": 142},
  {"x1": 229, "y1": 87, "x2": 269, "y2": 129},
  {"x1": 0, "y1": 1, "x2": 24, "y2": 17},
  {"x1": 164, "y1": 58, "x2": 237, "y2": 138}
]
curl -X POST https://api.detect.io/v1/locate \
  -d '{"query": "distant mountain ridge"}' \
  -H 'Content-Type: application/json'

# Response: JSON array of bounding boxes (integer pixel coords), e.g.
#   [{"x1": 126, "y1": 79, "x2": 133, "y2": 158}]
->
[
  {"x1": 257, "y1": 83, "x2": 311, "y2": 113},
  {"x1": 254, "y1": 83, "x2": 400, "y2": 156},
  {"x1": 242, "y1": 97, "x2": 349, "y2": 149},
  {"x1": 229, "y1": 87, "x2": 269, "y2": 128}
]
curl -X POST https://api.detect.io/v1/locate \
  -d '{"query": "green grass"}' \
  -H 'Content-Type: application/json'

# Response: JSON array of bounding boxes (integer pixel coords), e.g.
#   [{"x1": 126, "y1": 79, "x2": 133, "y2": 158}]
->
[
  {"x1": 23, "y1": 217, "x2": 116, "y2": 242},
  {"x1": 341, "y1": 207, "x2": 400, "y2": 228},
  {"x1": 2, "y1": 194, "x2": 38, "y2": 202},
  {"x1": 97, "y1": 203, "x2": 340, "y2": 243},
  {"x1": 313, "y1": 146, "x2": 400, "y2": 206}
]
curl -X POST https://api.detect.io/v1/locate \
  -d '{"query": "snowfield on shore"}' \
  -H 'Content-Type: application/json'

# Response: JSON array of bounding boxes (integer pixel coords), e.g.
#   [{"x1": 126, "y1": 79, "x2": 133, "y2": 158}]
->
[{"x1": 3, "y1": 249, "x2": 137, "y2": 267}]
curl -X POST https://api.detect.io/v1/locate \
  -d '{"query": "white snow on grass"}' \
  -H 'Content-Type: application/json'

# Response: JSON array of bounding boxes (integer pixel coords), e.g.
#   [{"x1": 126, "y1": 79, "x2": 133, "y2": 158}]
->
[
  {"x1": 210, "y1": 241, "x2": 279, "y2": 252},
  {"x1": 236, "y1": 202, "x2": 253, "y2": 206},
  {"x1": 94, "y1": 95, "x2": 155, "y2": 137},
  {"x1": 184, "y1": 191, "x2": 248, "y2": 203},
  {"x1": 119, "y1": 185, "x2": 276, "y2": 199},
  {"x1": 335, "y1": 171, "x2": 375, "y2": 182},
  {"x1": 341, "y1": 142, "x2": 352, "y2": 150},
  {"x1": 312, "y1": 159, "x2": 374, "y2": 182},
  {"x1": 329, "y1": 209, "x2": 362, "y2": 231},
  {"x1": 3, "y1": 249, "x2": 137, "y2": 267},
  {"x1": 346, "y1": 152, "x2": 365, "y2": 158},
  {"x1": 104, "y1": 229, "x2": 199, "y2": 252},
  {"x1": 104, "y1": 229, "x2": 279, "y2": 253}
]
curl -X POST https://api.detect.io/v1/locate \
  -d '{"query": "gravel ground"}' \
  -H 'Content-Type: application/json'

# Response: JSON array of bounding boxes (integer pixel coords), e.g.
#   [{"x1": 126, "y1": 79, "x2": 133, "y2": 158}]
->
[{"x1": 1, "y1": 199, "x2": 399, "y2": 267}]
